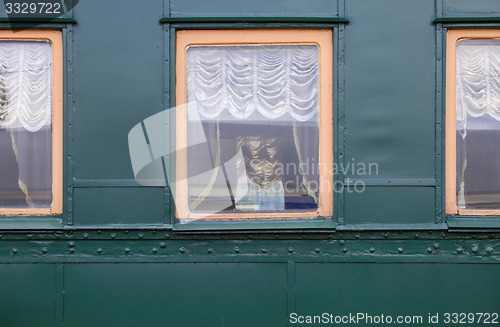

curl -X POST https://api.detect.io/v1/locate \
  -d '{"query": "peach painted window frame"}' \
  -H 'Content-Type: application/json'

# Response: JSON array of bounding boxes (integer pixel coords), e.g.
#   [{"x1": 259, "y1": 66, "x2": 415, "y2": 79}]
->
[
  {"x1": 175, "y1": 29, "x2": 333, "y2": 220},
  {"x1": 0, "y1": 30, "x2": 63, "y2": 216},
  {"x1": 445, "y1": 29, "x2": 500, "y2": 216}
]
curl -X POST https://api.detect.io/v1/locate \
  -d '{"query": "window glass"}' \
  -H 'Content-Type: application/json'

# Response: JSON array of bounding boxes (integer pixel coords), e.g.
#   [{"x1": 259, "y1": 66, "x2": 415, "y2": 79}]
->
[
  {"x1": 185, "y1": 44, "x2": 320, "y2": 213},
  {"x1": 0, "y1": 40, "x2": 53, "y2": 209}
]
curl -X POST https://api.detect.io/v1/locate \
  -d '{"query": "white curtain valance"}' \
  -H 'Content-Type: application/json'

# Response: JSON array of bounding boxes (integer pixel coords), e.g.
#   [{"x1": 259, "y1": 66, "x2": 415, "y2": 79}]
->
[
  {"x1": 456, "y1": 39, "x2": 500, "y2": 133},
  {"x1": 186, "y1": 44, "x2": 319, "y2": 121},
  {"x1": 0, "y1": 40, "x2": 52, "y2": 132}
]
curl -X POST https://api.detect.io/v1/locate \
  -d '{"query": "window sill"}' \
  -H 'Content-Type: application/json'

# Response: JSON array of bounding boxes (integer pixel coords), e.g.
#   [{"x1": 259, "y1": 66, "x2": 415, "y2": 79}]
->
[
  {"x1": 447, "y1": 217, "x2": 500, "y2": 231},
  {"x1": 173, "y1": 218, "x2": 335, "y2": 232},
  {"x1": 0, "y1": 217, "x2": 62, "y2": 230}
]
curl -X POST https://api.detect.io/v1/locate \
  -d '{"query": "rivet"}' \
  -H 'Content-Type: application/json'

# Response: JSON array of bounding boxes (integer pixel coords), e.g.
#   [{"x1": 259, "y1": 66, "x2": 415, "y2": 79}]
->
[
  {"x1": 159, "y1": 242, "x2": 167, "y2": 248},
  {"x1": 426, "y1": 247, "x2": 433, "y2": 254},
  {"x1": 110, "y1": 233, "x2": 116, "y2": 239},
  {"x1": 456, "y1": 247, "x2": 464, "y2": 254},
  {"x1": 165, "y1": 234, "x2": 171, "y2": 239},
  {"x1": 288, "y1": 247, "x2": 294, "y2": 253},
  {"x1": 328, "y1": 234, "x2": 334, "y2": 239},
  {"x1": 471, "y1": 246, "x2": 479, "y2": 254},
  {"x1": 11, "y1": 248, "x2": 18, "y2": 254},
  {"x1": 55, "y1": 234, "x2": 62, "y2": 239},
  {"x1": 383, "y1": 233, "x2": 389, "y2": 238},
  {"x1": 433, "y1": 243, "x2": 439, "y2": 249},
  {"x1": 342, "y1": 248, "x2": 348, "y2": 253},
  {"x1": 152, "y1": 247, "x2": 158, "y2": 254},
  {"x1": 0, "y1": 234, "x2": 3, "y2": 239},
  {"x1": 234, "y1": 247, "x2": 240, "y2": 253},
  {"x1": 42, "y1": 247, "x2": 48, "y2": 254},
  {"x1": 302, "y1": 234, "x2": 306, "y2": 239},
  {"x1": 441, "y1": 233, "x2": 447, "y2": 239},
  {"x1": 124, "y1": 247, "x2": 131, "y2": 254},
  {"x1": 221, "y1": 235, "x2": 226, "y2": 240},
  {"x1": 428, "y1": 231, "x2": 433, "y2": 235},
  {"x1": 138, "y1": 233, "x2": 144, "y2": 239},
  {"x1": 124, "y1": 230, "x2": 129, "y2": 234},
  {"x1": 83, "y1": 233, "x2": 89, "y2": 239},
  {"x1": 152, "y1": 230, "x2": 157, "y2": 234},
  {"x1": 398, "y1": 247, "x2": 404, "y2": 254},
  {"x1": 69, "y1": 248, "x2": 75, "y2": 254},
  {"x1": 248, "y1": 234, "x2": 253, "y2": 239},
  {"x1": 315, "y1": 248, "x2": 321, "y2": 253},
  {"x1": 96, "y1": 230, "x2": 102, "y2": 235},
  {"x1": 355, "y1": 234, "x2": 360, "y2": 239},
  {"x1": 485, "y1": 247, "x2": 493, "y2": 255},
  {"x1": 261, "y1": 248, "x2": 267, "y2": 254},
  {"x1": 369, "y1": 247, "x2": 375, "y2": 253},
  {"x1": 275, "y1": 234, "x2": 280, "y2": 239},
  {"x1": 68, "y1": 241, "x2": 75, "y2": 247},
  {"x1": 27, "y1": 234, "x2": 34, "y2": 240},
  {"x1": 339, "y1": 240, "x2": 345, "y2": 245},
  {"x1": 413, "y1": 232, "x2": 420, "y2": 239},
  {"x1": 179, "y1": 247, "x2": 186, "y2": 253},
  {"x1": 207, "y1": 248, "x2": 213, "y2": 254},
  {"x1": 97, "y1": 248, "x2": 103, "y2": 254}
]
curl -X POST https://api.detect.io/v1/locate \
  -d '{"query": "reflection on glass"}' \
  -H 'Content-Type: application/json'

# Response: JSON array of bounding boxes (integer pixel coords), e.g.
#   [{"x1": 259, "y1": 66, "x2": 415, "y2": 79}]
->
[
  {"x1": 186, "y1": 44, "x2": 320, "y2": 213},
  {"x1": 456, "y1": 39, "x2": 500, "y2": 209}
]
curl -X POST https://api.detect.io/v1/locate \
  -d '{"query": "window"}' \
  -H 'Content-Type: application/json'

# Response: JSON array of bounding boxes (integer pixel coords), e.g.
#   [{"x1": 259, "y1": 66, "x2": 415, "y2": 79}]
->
[
  {"x1": 0, "y1": 30, "x2": 62, "y2": 215},
  {"x1": 175, "y1": 29, "x2": 333, "y2": 220},
  {"x1": 446, "y1": 29, "x2": 500, "y2": 215}
]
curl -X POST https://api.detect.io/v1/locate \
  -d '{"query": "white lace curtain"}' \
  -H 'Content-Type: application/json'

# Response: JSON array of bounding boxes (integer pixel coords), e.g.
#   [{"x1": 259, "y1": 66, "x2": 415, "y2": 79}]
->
[
  {"x1": 0, "y1": 40, "x2": 52, "y2": 132},
  {"x1": 186, "y1": 44, "x2": 319, "y2": 121},
  {"x1": 456, "y1": 39, "x2": 500, "y2": 135}
]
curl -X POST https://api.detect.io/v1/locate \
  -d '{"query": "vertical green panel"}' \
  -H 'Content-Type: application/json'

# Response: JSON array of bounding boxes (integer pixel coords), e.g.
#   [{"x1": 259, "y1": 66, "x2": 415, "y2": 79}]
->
[
  {"x1": 296, "y1": 263, "x2": 500, "y2": 324},
  {"x1": 0, "y1": 264, "x2": 56, "y2": 327},
  {"x1": 344, "y1": 187, "x2": 435, "y2": 224},
  {"x1": 72, "y1": 0, "x2": 163, "y2": 179},
  {"x1": 65, "y1": 263, "x2": 287, "y2": 327},
  {"x1": 344, "y1": 0, "x2": 435, "y2": 179},
  {"x1": 169, "y1": 0, "x2": 338, "y2": 17},
  {"x1": 443, "y1": 0, "x2": 500, "y2": 16},
  {"x1": 73, "y1": 187, "x2": 164, "y2": 225}
]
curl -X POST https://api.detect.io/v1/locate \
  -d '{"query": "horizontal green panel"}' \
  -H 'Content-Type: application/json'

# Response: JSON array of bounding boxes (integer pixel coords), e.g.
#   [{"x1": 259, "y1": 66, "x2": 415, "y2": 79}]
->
[
  {"x1": 0, "y1": 17, "x2": 76, "y2": 23},
  {"x1": 65, "y1": 263, "x2": 287, "y2": 327},
  {"x1": 73, "y1": 187, "x2": 164, "y2": 226},
  {"x1": 344, "y1": 187, "x2": 435, "y2": 224},
  {"x1": 296, "y1": 263, "x2": 500, "y2": 319},
  {"x1": 169, "y1": 0, "x2": 338, "y2": 18},
  {"x1": 443, "y1": 0, "x2": 500, "y2": 16},
  {"x1": 0, "y1": 264, "x2": 56, "y2": 327}
]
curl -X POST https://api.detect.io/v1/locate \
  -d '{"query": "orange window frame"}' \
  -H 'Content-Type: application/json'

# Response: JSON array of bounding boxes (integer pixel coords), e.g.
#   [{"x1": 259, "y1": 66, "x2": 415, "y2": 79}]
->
[
  {"x1": 445, "y1": 29, "x2": 500, "y2": 216},
  {"x1": 0, "y1": 30, "x2": 63, "y2": 216},
  {"x1": 175, "y1": 29, "x2": 333, "y2": 220}
]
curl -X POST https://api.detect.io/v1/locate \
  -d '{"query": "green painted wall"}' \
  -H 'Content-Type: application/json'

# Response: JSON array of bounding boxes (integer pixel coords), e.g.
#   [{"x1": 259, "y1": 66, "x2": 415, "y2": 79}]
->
[{"x1": 0, "y1": 0, "x2": 499, "y2": 326}]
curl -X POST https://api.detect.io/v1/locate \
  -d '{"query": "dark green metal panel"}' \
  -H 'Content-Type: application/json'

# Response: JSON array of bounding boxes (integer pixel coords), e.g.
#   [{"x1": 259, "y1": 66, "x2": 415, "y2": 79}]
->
[
  {"x1": 345, "y1": 187, "x2": 435, "y2": 224},
  {"x1": 64, "y1": 263, "x2": 287, "y2": 327},
  {"x1": 443, "y1": 0, "x2": 500, "y2": 16},
  {"x1": 343, "y1": 0, "x2": 436, "y2": 181},
  {"x1": 296, "y1": 263, "x2": 500, "y2": 324},
  {"x1": 0, "y1": 264, "x2": 57, "y2": 327},
  {"x1": 169, "y1": 0, "x2": 339, "y2": 18},
  {"x1": 72, "y1": 0, "x2": 163, "y2": 180},
  {"x1": 73, "y1": 187, "x2": 164, "y2": 225}
]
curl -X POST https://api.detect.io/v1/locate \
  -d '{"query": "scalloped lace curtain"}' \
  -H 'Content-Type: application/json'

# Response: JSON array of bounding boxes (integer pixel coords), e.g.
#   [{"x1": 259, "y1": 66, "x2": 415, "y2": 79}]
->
[
  {"x1": 0, "y1": 40, "x2": 52, "y2": 132},
  {"x1": 186, "y1": 44, "x2": 319, "y2": 121},
  {"x1": 456, "y1": 39, "x2": 500, "y2": 136}
]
